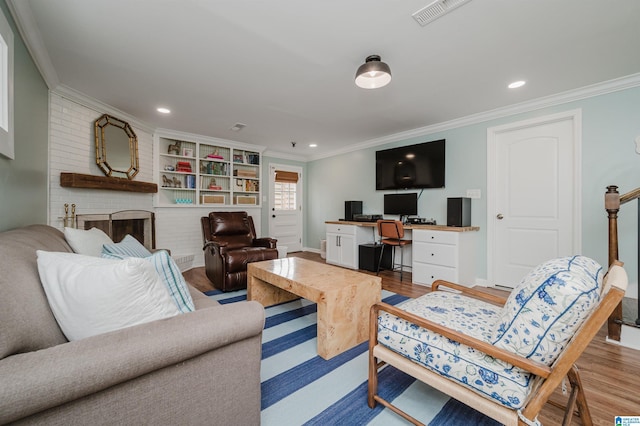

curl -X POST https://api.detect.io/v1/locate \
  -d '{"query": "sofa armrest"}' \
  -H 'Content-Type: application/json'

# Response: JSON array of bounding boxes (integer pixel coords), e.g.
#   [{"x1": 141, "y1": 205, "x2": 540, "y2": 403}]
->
[{"x1": 0, "y1": 301, "x2": 265, "y2": 424}]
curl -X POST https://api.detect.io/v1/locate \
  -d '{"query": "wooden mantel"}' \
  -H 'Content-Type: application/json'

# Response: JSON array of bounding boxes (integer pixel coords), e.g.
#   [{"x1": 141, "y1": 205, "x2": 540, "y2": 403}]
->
[{"x1": 60, "y1": 173, "x2": 157, "y2": 193}]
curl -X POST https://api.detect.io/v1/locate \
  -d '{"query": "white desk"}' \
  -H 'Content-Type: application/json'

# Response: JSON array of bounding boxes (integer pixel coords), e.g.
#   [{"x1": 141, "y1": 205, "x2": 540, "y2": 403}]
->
[{"x1": 325, "y1": 221, "x2": 479, "y2": 286}]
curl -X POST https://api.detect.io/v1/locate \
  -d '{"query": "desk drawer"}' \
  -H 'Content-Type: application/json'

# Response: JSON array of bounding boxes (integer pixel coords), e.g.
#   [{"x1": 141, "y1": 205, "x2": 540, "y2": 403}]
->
[
  {"x1": 413, "y1": 242, "x2": 457, "y2": 267},
  {"x1": 326, "y1": 224, "x2": 357, "y2": 235},
  {"x1": 412, "y1": 263, "x2": 457, "y2": 286},
  {"x1": 413, "y1": 230, "x2": 458, "y2": 245}
]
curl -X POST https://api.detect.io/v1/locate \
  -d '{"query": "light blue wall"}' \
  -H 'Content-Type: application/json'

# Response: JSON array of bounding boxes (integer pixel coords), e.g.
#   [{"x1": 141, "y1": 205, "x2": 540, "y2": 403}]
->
[
  {"x1": 0, "y1": 3, "x2": 49, "y2": 232},
  {"x1": 306, "y1": 86, "x2": 640, "y2": 284}
]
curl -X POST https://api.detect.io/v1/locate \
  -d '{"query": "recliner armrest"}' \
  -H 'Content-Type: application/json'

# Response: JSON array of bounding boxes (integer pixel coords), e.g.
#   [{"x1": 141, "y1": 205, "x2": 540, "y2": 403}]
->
[
  {"x1": 203, "y1": 240, "x2": 228, "y2": 254},
  {"x1": 253, "y1": 237, "x2": 277, "y2": 249}
]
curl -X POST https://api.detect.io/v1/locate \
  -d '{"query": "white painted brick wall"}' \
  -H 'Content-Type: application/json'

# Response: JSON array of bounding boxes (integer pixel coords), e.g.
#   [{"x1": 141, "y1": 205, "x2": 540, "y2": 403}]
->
[
  {"x1": 48, "y1": 93, "x2": 264, "y2": 269},
  {"x1": 49, "y1": 94, "x2": 154, "y2": 229}
]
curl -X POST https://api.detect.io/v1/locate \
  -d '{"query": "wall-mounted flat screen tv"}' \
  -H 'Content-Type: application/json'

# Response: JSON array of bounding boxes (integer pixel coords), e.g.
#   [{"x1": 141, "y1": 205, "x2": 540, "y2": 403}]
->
[{"x1": 375, "y1": 139, "x2": 445, "y2": 190}]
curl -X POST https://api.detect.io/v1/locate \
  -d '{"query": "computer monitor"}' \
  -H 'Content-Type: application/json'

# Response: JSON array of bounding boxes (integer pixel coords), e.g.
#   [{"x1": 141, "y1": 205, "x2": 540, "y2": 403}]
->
[{"x1": 383, "y1": 193, "x2": 418, "y2": 217}]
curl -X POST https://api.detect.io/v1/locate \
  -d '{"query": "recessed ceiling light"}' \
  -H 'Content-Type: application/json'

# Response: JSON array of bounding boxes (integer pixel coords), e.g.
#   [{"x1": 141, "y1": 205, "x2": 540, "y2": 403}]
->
[
  {"x1": 508, "y1": 80, "x2": 526, "y2": 89},
  {"x1": 157, "y1": 107, "x2": 171, "y2": 114},
  {"x1": 309, "y1": 143, "x2": 317, "y2": 148}
]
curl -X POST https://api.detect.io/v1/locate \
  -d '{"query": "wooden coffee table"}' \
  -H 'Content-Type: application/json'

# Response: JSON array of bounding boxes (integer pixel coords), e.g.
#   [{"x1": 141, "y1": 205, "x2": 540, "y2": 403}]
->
[{"x1": 247, "y1": 257, "x2": 381, "y2": 360}]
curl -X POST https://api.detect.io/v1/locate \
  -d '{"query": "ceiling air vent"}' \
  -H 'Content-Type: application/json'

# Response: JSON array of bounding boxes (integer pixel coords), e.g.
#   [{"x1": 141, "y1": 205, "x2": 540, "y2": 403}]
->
[
  {"x1": 412, "y1": 0, "x2": 472, "y2": 26},
  {"x1": 229, "y1": 123, "x2": 246, "y2": 132}
]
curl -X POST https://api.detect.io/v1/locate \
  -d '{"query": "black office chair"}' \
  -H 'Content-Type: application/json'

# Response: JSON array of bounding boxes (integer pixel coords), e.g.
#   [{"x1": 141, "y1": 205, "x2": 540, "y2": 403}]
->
[{"x1": 376, "y1": 220, "x2": 412, "y2": 282}]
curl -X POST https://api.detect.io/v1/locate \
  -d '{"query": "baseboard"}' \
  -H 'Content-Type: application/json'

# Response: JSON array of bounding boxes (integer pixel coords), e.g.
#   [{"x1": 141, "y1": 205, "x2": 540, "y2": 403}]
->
[
  {"x1": 474, "y1": 278, "x2": 489, "y2": 288},
  {"x1": 608, "y1": 325, "x2": 640, "y2": 351}
]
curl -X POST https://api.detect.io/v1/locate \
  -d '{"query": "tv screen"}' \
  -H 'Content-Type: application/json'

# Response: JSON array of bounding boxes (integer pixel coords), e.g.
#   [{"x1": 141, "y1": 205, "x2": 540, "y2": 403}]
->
[
  {"x1": 384, "y1": 193, "x2": 418, "y2": 216},
  {"x1": 375, "y1": 139, "x2": 445, "y2": 190}
]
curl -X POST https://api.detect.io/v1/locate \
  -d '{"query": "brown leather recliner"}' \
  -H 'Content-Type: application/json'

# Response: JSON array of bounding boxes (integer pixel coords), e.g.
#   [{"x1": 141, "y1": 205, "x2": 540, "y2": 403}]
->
[{"x1": 201, "y1": 211, "x2": 278, "y2": 292}]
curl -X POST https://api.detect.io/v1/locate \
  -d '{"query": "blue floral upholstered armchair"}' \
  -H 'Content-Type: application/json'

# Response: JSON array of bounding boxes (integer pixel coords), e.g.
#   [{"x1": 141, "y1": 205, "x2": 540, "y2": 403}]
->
[{"x1": 368, "y1": 256, "x2": 627, "y2": 426}]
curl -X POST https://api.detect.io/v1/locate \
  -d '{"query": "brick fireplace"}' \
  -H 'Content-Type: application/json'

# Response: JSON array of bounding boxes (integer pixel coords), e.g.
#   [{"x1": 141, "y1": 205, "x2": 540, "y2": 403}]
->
[{"x1": 76, "y1": 210, "x2": 155, "y2": 249}]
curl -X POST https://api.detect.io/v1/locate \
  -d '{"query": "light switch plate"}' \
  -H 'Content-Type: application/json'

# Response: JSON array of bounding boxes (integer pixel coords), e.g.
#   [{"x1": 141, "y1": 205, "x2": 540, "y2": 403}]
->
[{"x1": 466, "y1": 189, "x2": 481, "y2": 199}]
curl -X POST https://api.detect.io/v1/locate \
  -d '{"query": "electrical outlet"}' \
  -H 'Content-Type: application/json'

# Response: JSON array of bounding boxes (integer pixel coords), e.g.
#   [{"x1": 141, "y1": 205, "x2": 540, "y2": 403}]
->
[{"x1": 466, "y1": 189, "x2": 481, "y2": 199}]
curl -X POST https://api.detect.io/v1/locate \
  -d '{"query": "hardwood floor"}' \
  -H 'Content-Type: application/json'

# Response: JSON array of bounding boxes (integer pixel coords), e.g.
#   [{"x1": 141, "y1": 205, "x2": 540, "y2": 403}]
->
[{"x1": 183, "y1": 252, "x2": 640, "y2": 425}]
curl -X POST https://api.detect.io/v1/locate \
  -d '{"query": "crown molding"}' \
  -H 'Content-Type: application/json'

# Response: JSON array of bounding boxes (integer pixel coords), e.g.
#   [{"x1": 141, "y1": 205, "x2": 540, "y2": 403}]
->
[
  {"x1": 6, "y1": 0, "x2": 59, "y2": 89},
  {"x1": 262, "y1": 149, "x2": 307, "y2": 162},
  {"x1": 307, "y1": 72, "x2": 640, "y2": 162},
  {"x1": 53, "y1": 85, "x2": 155, "y2": 134},
  {"x1": 154, "y1": 128, "x2": 266, "y2": 153}
]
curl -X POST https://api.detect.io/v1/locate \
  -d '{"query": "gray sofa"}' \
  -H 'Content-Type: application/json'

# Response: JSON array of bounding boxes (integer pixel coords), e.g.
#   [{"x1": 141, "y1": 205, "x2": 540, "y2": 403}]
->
[{"x1": 0, "y1": 225, "x2": 265, "y2": 425}]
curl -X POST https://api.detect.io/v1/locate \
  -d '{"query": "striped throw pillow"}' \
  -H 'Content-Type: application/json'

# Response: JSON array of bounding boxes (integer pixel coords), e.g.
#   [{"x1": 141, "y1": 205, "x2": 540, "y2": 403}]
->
[
  {"x1": 103, "y1": 234, "x2": 152, "y2": 258},
  {"x1": 145, "y1": 250, "x2": 195, "y2": 313}
]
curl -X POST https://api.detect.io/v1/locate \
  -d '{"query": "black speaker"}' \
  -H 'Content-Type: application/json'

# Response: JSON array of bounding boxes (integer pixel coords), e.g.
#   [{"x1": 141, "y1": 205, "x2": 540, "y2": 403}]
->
[
  {"x1": 447, "y1": 197, "x2": 471, "y2": 227},
  {"x1": 345, "y1": 201, "x2": 363, "y2": 221}
]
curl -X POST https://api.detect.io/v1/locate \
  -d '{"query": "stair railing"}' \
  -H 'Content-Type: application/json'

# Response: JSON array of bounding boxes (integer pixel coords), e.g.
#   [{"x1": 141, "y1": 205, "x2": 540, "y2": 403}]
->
[{"x1": 605, "y1": 185, "x2": 640, "y2": 341}]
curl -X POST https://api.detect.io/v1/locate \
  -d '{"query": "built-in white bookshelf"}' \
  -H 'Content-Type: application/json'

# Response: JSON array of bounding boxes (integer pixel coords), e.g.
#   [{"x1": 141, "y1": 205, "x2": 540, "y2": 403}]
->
[{"x1": 155, "y1": 133, "x2": 262, "y2": 207}]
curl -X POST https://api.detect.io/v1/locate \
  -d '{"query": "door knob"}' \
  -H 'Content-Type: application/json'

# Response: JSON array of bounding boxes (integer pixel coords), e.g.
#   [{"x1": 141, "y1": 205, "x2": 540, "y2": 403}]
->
[{"x1": 496, "y1": 213, "x2": 504, "y2": 220}]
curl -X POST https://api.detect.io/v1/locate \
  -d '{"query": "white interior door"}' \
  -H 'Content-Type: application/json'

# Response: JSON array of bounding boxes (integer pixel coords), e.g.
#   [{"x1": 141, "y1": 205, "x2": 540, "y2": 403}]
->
[
  {"x1": 269, "y1": 164, "x2": 303, "y2": 253},
  {"x1": 487, "y1": 110, "x2": 581, "y2": 288}
]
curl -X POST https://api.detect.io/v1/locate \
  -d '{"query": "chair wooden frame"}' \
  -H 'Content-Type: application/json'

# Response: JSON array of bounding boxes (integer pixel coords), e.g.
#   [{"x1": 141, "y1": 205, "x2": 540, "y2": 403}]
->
[{"x1": 368, "y1": 262, "x2": 627, "y2": 426}]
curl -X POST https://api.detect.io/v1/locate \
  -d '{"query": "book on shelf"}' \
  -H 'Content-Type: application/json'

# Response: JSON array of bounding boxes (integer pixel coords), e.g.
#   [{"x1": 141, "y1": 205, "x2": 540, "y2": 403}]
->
[
  {"x1": 176, "y1": 161, "x2": 192, "y2": 172},
  {"x1": 206, "y1": 154, "x2": 224, "y2": 159},
  {"x1": 246, "y1": 153, "x2": 259, "y2": 165},
  {"x1": 236, "y1": 169, "x2": 257, "y2": 178},
  {"x1": 211, "y1": 162, "x2": 227, "y2": 175}
]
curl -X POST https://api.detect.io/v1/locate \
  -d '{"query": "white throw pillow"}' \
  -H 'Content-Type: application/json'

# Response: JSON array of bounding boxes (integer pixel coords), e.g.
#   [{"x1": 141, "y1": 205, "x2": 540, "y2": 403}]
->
[
  {"x1": 102, "y1": 249, "x2": 195, "y2": 313},
  {"x1": 64, "y1": 227, "x2": 114, "y2": 257},
  {"x1": 37, "y1": 251, "x2": 181, "y2": 341}
]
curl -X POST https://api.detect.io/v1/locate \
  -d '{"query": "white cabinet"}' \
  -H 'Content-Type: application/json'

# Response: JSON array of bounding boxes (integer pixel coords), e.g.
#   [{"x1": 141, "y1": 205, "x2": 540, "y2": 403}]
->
[
  {"x1": 155, "y1": 133, "x2": 261, "y2": 207},
  {"x1": 412, "y1": 229, "x2": 476, "y2": 287},
  {"x1": 326, "y1": 224, "x2": 370, "y2": 269}
]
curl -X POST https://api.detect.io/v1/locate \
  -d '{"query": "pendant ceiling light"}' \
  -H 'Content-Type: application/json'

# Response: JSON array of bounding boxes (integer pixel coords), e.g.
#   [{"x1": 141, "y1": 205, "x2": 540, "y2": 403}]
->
[{"x1": 355, "y1": 55, "x2": 392, "y2": 89}]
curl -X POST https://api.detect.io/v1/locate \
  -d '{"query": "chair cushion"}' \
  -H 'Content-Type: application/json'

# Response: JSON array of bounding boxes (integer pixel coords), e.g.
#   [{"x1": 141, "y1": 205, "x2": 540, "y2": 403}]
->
[
  {"x1": 208, "y1": 211, "x2": 254, "y2": 249},
  {"x1": 491, "y1": 255, "x2": 603, "y2": 365},
  {"x1": 225, "y1": 247, "x2": 278, "y2": 273},
  {"x1": 378, "y1": 292, "x2": 533, "y2": 409}
]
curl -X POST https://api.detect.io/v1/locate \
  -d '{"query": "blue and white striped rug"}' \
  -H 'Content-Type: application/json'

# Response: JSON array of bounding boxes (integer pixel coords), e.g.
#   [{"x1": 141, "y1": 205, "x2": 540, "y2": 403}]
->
[{"x1": 206, "y1": 289, "x2": 500, "y2": 426}]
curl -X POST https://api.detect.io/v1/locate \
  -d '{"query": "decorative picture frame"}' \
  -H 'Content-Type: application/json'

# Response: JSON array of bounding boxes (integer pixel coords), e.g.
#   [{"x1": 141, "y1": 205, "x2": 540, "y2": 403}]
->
[{"x1": 182, "y1": 147, "x2": 194, "y2": 157}]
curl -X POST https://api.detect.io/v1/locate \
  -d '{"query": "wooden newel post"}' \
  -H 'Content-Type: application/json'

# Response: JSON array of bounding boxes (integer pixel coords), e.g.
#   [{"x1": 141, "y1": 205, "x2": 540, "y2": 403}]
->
[
  {"x1": 605, "y1": 185, "x2": 622, "y2": 341},
  {"x1": 605, "y1": 185, "x2": 620, "y2": 266}
]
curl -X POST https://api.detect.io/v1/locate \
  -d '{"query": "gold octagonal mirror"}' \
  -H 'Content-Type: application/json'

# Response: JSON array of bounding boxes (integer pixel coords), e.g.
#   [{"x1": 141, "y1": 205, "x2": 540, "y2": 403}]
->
[{"x1": 95, "y1": 114, "x2": 139, "y2": 179}]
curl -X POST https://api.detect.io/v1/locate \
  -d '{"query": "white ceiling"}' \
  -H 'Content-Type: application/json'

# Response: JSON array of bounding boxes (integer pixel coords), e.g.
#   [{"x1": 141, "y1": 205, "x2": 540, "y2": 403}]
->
[{"x1": 8, "y1": 0, "x2": 640, "y2": 160}]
